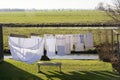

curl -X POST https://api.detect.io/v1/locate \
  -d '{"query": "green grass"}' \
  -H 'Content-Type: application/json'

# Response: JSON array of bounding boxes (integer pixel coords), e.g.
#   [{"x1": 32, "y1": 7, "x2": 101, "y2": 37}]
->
[
  {"x1": 0, "y1": 59, "x2": 119, "y2": 80},
  {"x1": 0, "y1": 10, "x2": 113, "y2": 24},
  {"x1": 1, "y1": 10, "x2": 119, "y2": 50}
]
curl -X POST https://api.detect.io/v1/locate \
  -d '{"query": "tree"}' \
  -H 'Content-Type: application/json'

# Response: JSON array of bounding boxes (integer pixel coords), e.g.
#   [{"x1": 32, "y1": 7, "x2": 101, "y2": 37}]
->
[
  {"x1": 96, "y1": 2, "x2": 105, "y2": 11},
  {"x1": 106, "y1": 0, "x2": 120, "y2": 22}
]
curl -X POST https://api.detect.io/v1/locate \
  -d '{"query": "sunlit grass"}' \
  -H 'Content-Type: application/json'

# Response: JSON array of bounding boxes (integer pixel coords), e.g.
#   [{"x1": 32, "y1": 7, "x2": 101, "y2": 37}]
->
[
  {"x1": 0, "y1": 59, "x2": 120, "y2": 80},
  {"x1": 0, "y1": 10, "x2": 112, "y2": 24}
]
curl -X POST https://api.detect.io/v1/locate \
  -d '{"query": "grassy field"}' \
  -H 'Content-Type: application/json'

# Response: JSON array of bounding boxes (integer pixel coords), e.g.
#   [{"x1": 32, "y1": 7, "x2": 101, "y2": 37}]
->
[
  {"x1": 3, "y1": 27, "x2": 117, "y2": 50},
  {"x1": 1, "y1": 10, "x2": 119, "y2": 50},
  {"x1": 0, "y1": 10, "x2": 113, "y2": 24},
  {"x1": 0, "y1": 59, "x2": 120, "y2": 80}
]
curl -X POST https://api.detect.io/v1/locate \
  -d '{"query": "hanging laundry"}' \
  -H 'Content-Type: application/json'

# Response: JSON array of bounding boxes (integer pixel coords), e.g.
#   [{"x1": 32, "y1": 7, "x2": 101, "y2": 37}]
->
[
  {"x1": 79, "y1": 34, "x2": 85, "y2": 51},
  {"x1": 45, "y1": 37, "x2": 56, "y2": 56},
  {"x1": 72, "y1": 34, "x2": 78, "y2": 45},
  {"x1": 55, "y1": 35, "x2": 64, "y2": 52},
  {"x1": 73, "y1": 34, "x2": 79, "y2": 51},
  {"x1": 55, "y1": 35, "x2": 66, "y2": 56},
  {"x1": 9, "y1": 36, "x2": 44, "y2": 64},
  {"x1": 80, "y1": 35, "x2": 84, "y2": 43},
  {"x1": 84, "y1": 33, "x2": 94, "y2": 50},
  {"x1": 70, "y1": 35, "x2": 74, "y2": 51},
  {"x1": 64, "y1": 35, "x2": 72, "y2": 54},
  {"x1": 74, "y1": 34, "x2": 83, "y2": 51},
  {"x1": 73, "y1": 34, "x2": 85, "y2": 51},
  {"x1": 44, "y1": 34, "x2": 54, "y2": 50},
  {"x1": 57, "y1": 46, "x2": 65, "y2": 56}
]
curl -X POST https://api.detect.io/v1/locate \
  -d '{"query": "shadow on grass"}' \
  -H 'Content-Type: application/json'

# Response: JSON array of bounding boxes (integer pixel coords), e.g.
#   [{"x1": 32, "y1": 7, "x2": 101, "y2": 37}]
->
[
  {"x1": 39, "y1": 70, "x2": 120, "y2": 80},
  {"x1": 0, "y1": 61, "x2": 43, "y2": 80},
  {"x1": 0, "y1": 61, "x2": 120, "y2": 80}
]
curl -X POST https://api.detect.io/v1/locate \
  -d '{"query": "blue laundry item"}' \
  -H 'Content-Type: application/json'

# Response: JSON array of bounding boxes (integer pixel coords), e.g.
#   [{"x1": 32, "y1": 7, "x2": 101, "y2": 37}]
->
[
  {"x1": 80, "y1": 35, "x2": 84, "y2": 43},
  {"x1": 57, "y1": 46, "x2": 65, "y2": 56},
  {"x1": 84, "y1": 33, "x2": 94, "y2": 50}
]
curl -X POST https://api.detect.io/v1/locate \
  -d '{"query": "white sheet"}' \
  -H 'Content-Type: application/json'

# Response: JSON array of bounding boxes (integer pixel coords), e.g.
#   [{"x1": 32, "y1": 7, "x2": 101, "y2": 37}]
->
[
  {"x1": 45, "y1": 37, "x2": 56, "y2": 56},
  {"x1": 84, "y1": 33, "x2": 94, "y2": 50},
  {"x1": 55, "y1": 35, "x2": 66, "y2": 56},
  {"x1": 44, "y1": 34, "x2": 54, "y2": 51},
  {"x1": 65, "y1": 35, "x2": 72, "y2": 54},
  {"x1": 79, "y1": 34, "x2": 85, "y2": 51},
  {"x1": 73, "y1": 34, "x2": 84, "y2": 51},
  {"x1": 9, "y1": 36, "x2": 44, "y2": 64}
]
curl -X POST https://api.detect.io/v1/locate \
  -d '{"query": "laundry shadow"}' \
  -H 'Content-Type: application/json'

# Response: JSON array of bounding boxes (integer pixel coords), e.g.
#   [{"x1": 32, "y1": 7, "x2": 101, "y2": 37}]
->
[
  {"x1": 0, "y1": 61, "x2": 43, "y2": 80},
  {"x1": 1, "y1": 61, "x2": 120, "y2": 80},
  {"x1": 39, "y1": 70, "x2": 120, "y2": 80}
]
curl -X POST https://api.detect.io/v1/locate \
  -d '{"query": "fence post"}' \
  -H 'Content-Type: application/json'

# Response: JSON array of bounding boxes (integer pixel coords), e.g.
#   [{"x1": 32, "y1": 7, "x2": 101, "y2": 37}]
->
[
  {"x1": 117, "y1": 34, "x2": 120, "y2": 53},
  {"x1": 111, "y1": 29, "x2": 114, "y2": 53},
  {"x1": 0, "y1": 25, "x2": 3, "y2": 62}
]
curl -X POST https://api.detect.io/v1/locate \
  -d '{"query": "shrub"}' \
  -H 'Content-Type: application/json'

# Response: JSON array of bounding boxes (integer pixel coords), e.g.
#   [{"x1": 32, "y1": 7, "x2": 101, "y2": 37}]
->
[
  {"x1": 110, "y1": 53, "x2": 120, "y2": 74},
  {"x1": 98, "y1": 43, "x2": 112, "y2": 62}
]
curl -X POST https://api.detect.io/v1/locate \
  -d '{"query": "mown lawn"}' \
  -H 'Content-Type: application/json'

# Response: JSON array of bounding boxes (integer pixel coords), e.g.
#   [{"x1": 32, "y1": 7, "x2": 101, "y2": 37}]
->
[
  {"x1": 0, "y1": 10, "x2": 112, "y2": 24},
  {"x1": 0, "y1": 59, "x2": 120, "y2": 80}
]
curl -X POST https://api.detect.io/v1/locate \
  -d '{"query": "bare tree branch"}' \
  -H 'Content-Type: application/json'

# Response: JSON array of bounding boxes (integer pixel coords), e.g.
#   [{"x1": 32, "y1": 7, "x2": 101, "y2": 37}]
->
[{"x1": 106, "y1": 0, "x2": 120, "y2": 22}]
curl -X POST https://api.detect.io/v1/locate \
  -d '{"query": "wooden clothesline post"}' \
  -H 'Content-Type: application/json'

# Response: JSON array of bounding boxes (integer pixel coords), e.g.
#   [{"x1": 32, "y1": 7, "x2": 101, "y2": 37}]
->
[
  {"x1": 0, "y1": 25, "x2": 3, "y2": 62},
  {"x1": 117, "y1": 34, "x2": 120, "y2": 53},
  {"x1": 111, "y1": 29, "x2": 114, "y2": 53},
  {"x1": 112, "y1": 29, "x2": 120, "y2": 54}
]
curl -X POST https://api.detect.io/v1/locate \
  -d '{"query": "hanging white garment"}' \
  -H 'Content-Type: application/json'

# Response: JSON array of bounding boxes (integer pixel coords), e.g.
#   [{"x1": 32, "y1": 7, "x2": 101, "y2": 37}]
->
[
  {"x1": 9, "y1": 37, "x2": 20, "y2": 60},
  {"x1": 55, "y1": 35, "x2": 64, "y2": 52},
  {"x1": 44, "y1": 34, "x2": 54, "y2": 50},
  {"x1": 73, "y1": 34, "x2": 84, "y2": 51},
  {"x1": 65, "y1": 35, "x2": 72, "y2": 54},
  {"x1": 79, "y1": 34, "x2": 84, "y2": 51},
  {"x1": 74, "y1": 34, "x2": 81, "y2": 51},
  {"x1": 84, "y1": 33, "x2": 94, "y2": 50},
  {"x1": 55, "y1": 35, "x2": 65, "y2": 56},
  {"x1": 9, "y1": 36, "x2": 44, "y2": 64},
  {"x1": 45, "y1": 37, "x2": 56, "y2": 56},
  {"x1": 72, "y1": 34, "x2": 77, "y2": 45},
  {"x1": 70, "y1": 35, "x2": 74, "y2": 51}
]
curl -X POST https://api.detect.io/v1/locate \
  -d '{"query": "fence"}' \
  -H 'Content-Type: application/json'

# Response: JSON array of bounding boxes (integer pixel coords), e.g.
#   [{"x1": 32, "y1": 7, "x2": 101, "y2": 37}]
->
[
  {"x1": 112, "y1": 30, "x2": 120, "y2": 53},
  {"x1": 0, "y1": 24, "x2": 120, "y2": 62}
]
